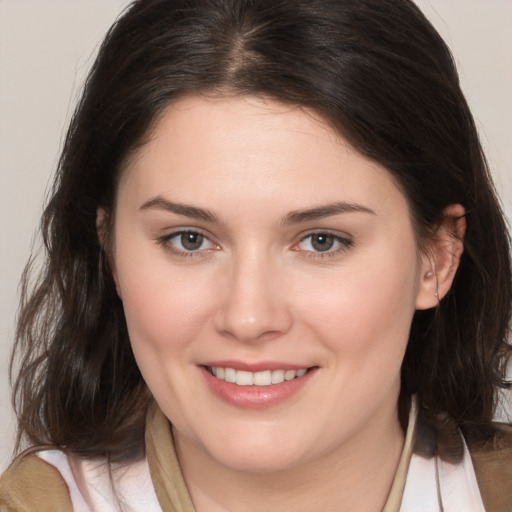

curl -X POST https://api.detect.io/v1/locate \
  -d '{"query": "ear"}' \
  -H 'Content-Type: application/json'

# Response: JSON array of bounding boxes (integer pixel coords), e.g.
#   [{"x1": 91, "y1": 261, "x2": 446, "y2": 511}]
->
[
  {"x1": 96, "y1": 207, "x2": 122, "y2": 299},
  {"x1": 415, "y1": 204, "x2": 466, "y2": 310}
]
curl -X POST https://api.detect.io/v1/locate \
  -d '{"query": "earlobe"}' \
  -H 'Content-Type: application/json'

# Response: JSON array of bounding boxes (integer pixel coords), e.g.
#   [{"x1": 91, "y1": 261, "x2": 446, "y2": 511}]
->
[
  {"x1": 96, "y1": 207, "x2": 122, "y2": 299},
  {"x1": 415, "y1": 204, "x2": 466, "y2": 310}
]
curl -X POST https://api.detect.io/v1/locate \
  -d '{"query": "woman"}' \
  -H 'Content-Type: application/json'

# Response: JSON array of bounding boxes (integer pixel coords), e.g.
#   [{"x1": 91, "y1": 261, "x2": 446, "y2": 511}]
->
[{"x1": 1, "y1": 0, "x2": 511, "y2": 510}]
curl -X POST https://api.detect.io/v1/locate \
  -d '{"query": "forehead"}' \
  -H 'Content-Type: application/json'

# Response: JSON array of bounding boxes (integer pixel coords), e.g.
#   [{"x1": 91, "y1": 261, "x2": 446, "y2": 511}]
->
[{"x1": 118, "y1": 95, "x2": 410, "y2": 222}]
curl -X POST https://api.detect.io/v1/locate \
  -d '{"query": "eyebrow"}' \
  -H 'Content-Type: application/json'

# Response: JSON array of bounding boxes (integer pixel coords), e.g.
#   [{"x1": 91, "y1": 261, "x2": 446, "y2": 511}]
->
[
  {"x1": 140, "y1": 196, "x2": 220, "y2": 223},
  {"x1": 282, "y1": 202, "x2": 376, "y2": 225},
  {"x1": 140, "y1": 196, "x2": 375, "y2": 225}
]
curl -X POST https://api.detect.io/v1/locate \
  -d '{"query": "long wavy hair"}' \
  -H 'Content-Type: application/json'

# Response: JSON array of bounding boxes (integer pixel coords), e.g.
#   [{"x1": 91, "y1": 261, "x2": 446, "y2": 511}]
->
[{"x1": 11, "y1": 0, "x2": 512, "y2": 461}]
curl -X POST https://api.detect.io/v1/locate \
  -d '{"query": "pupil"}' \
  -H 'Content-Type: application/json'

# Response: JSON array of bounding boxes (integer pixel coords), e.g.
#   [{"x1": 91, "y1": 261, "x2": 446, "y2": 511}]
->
[
  {"x1": 312, "y1": 234, "x2": 334, "y2": 252},
  {"x1": 181, "y1": 232, "x2": 203, "y2": 250}
]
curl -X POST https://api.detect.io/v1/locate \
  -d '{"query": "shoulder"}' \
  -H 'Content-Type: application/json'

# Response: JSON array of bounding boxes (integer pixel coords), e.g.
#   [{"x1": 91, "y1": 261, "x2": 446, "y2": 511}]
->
[
  {"x1": 0, "y1": 447, "x2": 72, "y2": 512},
  {"x1": 467, "y1": 422, "x2": 512, "y2": 469},
  {"x1": 466, "y1": 423, "x2": 512, "y2": 512},
  {"x1": 415, "y1": 406, "x2": 512, "y2": 510}
]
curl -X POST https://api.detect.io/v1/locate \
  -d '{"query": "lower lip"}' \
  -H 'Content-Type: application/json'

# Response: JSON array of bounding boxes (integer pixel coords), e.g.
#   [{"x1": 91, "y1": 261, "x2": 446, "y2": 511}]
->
[{"x1": 200, "y1": 366, "x2": 316, "y2": 409}]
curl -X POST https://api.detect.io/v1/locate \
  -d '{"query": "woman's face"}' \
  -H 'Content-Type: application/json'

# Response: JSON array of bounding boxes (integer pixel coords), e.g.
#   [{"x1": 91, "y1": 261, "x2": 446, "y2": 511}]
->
[{"x1": 112, "y1": 95, "x2": 432, "y2": 472}]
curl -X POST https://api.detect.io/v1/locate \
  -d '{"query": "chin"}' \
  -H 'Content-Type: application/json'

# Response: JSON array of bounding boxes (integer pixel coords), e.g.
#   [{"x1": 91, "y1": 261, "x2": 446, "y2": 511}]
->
[
  {"x1": 199, "y1": 426, "x2": 313, "y2": 473},
  {"x1": 215, "y1": 447, "x2": 305, "y2": 474}
]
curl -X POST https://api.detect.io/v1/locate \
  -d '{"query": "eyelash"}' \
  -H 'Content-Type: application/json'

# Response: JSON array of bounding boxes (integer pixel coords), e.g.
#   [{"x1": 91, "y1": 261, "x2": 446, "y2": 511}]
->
[
  {"x1": 294, "y1": 231, "x2": 354, "y2": 259},
  {"x1": 157, "y1": 229, "x2": 353, "y2": 259},
  {"x1": 157, "y1": 229, "x2": 219, "y2": 258}
]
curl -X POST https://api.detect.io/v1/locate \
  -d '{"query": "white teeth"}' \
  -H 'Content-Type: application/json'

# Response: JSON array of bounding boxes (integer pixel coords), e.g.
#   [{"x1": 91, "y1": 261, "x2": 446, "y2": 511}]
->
[
  {"x1": 253, "y1": 370, "x2": 272, "y2": 386},
  {"x1": 224, "y1": 367, "x2": 236, "y2": 383},
  {"x1": 271, "y1": 369, "x2": 285, "y2": 384},
  {"x1": 208, "y1": 366, "x2": 309, "y2": 386},
  {"x1": 236, "y1": 370, "x2": 253, "y2": 386},
  {"x1": 284, "y1": 369, "x2": 296, "y2": 381}
]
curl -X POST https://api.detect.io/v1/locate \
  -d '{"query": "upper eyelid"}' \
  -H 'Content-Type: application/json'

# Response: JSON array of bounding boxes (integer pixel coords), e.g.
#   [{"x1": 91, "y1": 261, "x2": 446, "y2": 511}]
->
[
  {"x1": 159, "y1": 227, "x2": 214, "y2": 241},
  {"x1": 293, "y1": 230, "x2": 353, "y2": 254},
  {"x1": 296, "y1": 229, "x2": 352, "y2": 242},
  {"x1": 158, "y1": 228, "x2": 217, "y2": 248}
]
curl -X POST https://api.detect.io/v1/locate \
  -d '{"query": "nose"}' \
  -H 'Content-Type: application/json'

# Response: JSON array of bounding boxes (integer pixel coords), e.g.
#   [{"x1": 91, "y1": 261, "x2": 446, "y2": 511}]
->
[{"x1": 214, "y1": 252, "x2": 293, "y2": 343}]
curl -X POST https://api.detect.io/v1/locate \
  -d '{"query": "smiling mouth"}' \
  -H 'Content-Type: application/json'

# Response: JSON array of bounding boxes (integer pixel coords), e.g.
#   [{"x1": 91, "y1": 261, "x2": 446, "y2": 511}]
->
[{"x1": 205, "y1": 366, "x2": 311, "y2": 386}]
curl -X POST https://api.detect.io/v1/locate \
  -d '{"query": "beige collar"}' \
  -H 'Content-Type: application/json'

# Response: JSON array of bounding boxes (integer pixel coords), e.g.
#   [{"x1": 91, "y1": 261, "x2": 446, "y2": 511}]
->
[
  {"x1": 145, "y1": 402, "x2": 196, "y2": 512},
  {"x1": 145, "y1": 400, "x2": 417, "y2": 512},
  {"x1": 382, "y1": 398, "x2": 417, "y2": 511}
]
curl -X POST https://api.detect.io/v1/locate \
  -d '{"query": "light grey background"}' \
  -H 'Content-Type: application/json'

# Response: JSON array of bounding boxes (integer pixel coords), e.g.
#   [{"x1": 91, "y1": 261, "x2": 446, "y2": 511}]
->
[{"x1": 1, "y1": 0, "x2": 511, "y2": 471}]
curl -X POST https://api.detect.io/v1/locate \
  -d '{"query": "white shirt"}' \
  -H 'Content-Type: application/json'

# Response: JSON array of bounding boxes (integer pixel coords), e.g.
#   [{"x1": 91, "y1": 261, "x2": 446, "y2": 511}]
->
[{"x1": 37, "y1": 400, "x2": 486, "y2": 512}]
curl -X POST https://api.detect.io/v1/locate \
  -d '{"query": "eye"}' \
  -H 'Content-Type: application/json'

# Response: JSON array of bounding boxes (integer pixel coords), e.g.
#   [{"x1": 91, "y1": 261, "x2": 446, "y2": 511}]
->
[
  {"x1": 158, "y1": 230, "x2": 219, "y2": 255},
  {"x1": 177, "y1": 232, "x2": 207, "y2": 251},
  {"x1": 295, "y1": 231, "x2": 352, "y2": 256}
]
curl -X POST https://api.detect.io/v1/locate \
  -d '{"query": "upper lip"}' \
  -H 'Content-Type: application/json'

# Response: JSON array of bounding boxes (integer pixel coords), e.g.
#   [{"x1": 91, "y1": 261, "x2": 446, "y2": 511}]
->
[{"x1": 200, "y1": 360, "x2": 312, "y2": 372}]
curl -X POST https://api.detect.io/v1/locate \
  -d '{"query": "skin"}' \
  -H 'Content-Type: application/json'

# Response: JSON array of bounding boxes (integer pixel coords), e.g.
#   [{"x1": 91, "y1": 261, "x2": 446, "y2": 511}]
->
[{"x1": 106, "y1": 95, "x2": 464, "y2": 512}]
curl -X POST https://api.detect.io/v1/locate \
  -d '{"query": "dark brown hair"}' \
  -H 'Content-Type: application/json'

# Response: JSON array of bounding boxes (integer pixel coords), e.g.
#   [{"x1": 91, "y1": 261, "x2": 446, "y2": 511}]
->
[{"x1": 12, "y1": 0, "x2": 512, "y2": 461}]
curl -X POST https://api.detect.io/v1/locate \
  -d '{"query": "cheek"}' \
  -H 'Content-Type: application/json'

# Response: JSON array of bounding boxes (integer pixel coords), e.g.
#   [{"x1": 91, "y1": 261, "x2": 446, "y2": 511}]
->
[
  {"x1": 115, "y1": 254, "x2": 221, "y2": 416},
  {"x1": 298, "y1": 245, "x2": 420, "y2": 361},
  {"x1": 124, "y1": 281, "x2": 211, "y2": 349},
  {"x1": 113, "y1": 241, "x2": 216, "y2": 361}
]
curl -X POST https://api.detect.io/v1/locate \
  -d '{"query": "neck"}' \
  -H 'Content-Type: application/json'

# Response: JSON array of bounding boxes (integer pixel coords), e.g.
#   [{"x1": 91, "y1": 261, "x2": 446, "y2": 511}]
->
[{"x1": 173, "y1": 403, "x2": 406, "y2": 512}]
